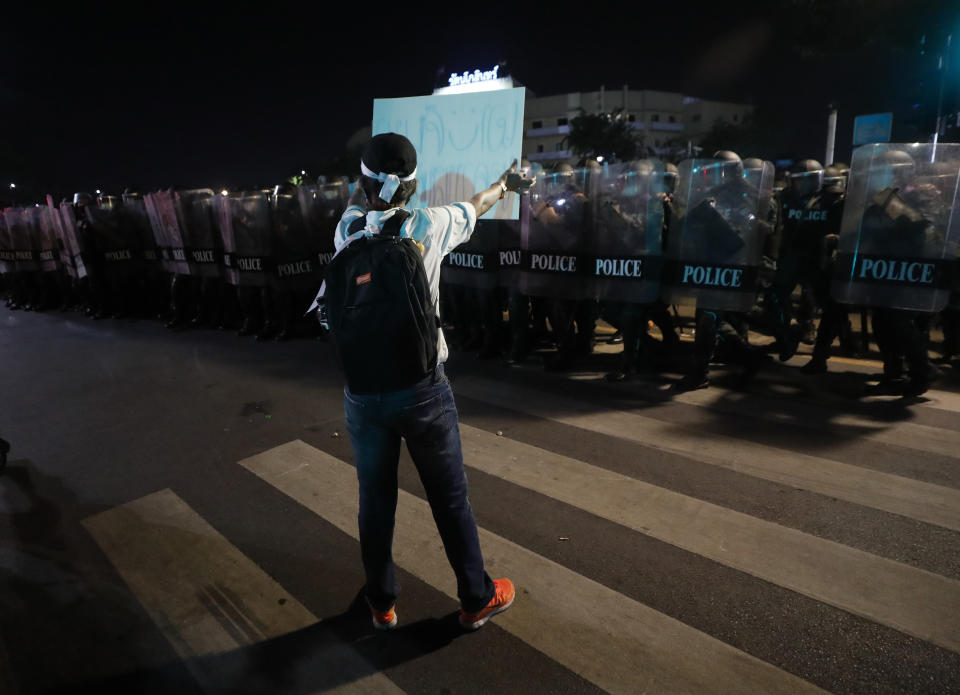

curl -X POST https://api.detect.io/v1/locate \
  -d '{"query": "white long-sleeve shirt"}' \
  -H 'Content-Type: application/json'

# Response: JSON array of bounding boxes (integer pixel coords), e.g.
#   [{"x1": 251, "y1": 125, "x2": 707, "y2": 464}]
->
[{"x1": 333, "y1": 202, "x2": 478, "y2": 364}]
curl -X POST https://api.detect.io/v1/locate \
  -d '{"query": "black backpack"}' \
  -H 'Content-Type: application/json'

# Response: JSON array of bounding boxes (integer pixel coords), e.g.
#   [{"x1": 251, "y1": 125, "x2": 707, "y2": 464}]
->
[{"x1": 323, "y1": 210, "x2": 439, "y2": 394}]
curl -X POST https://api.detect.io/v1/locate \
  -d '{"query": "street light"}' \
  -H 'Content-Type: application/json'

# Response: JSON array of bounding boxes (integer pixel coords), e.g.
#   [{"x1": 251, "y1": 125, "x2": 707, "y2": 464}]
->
[{"x1": 8, "y1": 183, "x2": 14, "y2": 189}]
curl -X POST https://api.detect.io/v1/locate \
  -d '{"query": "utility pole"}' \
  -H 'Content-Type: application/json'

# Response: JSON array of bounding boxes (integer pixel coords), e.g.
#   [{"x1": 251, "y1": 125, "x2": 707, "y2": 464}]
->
[
  {"x1": 825, "y1": 105, "x2": 837, "y2": 166},
  {"x1": 933, "y1": 33, "x2": 952, "y2": 161}
]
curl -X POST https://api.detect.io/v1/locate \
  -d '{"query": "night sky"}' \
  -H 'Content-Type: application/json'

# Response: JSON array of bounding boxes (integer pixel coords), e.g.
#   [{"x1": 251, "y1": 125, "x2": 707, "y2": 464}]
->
[{"x1": 2, "y1": 1, "x2": 957, "y2": 202}]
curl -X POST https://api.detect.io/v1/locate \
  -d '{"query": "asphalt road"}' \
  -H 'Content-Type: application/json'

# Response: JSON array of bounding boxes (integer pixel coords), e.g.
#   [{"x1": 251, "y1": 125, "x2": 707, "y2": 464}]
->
[{"x1": 1, "y1": 306, "x2": 959, "y2": 694}]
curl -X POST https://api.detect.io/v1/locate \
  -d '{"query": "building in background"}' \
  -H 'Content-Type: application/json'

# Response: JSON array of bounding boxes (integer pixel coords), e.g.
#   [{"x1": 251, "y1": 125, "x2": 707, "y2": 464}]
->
[
  {"x1": 522, "y1": 86, "x2": 753, "y2": 165},
  {"x1": 429, "y1": 66, "x2": 753, "y2": 167}
]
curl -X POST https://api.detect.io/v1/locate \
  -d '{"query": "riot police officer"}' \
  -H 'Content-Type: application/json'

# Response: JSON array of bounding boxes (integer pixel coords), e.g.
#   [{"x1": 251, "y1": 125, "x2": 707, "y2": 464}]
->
[
  {"x1": 530, "y1": 163, "x2": 597, "y2": 372},
  {"x1": 768, "y1": 159, "x2": 828, "y2": 361},
  {"x1": 798, "y1": 163, "x2": 851, "y2": 374},
  {"x1": 671, "y1": 151, "x2": 768, "y2": 391},
  {"x1": 605, "y1": 161, "x2": 679, "y2": 381},
  {"x1": 72, "y1": 193, "x2": 100, "y2": 317},
  {"x1": 857, "y1": 150, "x2": 942, "y2": 396}
]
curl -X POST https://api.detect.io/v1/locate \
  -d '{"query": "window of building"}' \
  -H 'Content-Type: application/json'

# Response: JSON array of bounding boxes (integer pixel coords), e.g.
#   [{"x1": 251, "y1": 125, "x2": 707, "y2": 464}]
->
[
  {"x1": 531, "y1": 120, "x2": 543, "y2": 129},
  {"x1": 650, "y1": 113, "x2": 660, "y2": 122},
  {"x1": 557, "y1": 117, "x2": 568, "y2": 126},
  {"x1": 555, "y1": 142, "x2": 565, "y2": 152},
  {"x1": 692, "y1": 114, "x2": 701, "y2": 123},
  {"x1": 537, "y1": 144, "x2": 544, "y2": 153},
  {"x1": 627, "y1": 114, "x2": 635, "y2": 122},
  {"x1": 668, "y1": 115, "x2": 676, "y2": 123},
  {"x1": 655, "y1": 139, "x2": 662, "y2": 147}
]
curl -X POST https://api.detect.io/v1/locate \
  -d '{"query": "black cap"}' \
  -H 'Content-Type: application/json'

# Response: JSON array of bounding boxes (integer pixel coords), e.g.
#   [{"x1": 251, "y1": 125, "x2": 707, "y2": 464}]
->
[{"x1": 361, "y1": 133, "x2": 417, "y2": 177}]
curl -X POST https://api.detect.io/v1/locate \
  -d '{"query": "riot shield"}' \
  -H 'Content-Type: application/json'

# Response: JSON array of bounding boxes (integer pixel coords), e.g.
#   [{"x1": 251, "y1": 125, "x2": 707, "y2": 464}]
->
[
  {"x1": 832, "y1": 143, "x2": 960, "y2": 312},
  {"x1": 441, "y1": 218, "x2": 500, "y2": 290},
  {"x1": 46, "y1": 195, "x2": 74, "y2": 277},
  {"x1": 520, "y1": 168, "x2": 593, "y2": 301},
  {"x1": 148, "y1": 190, "x2": 189, "y2": 275},
  {"x1": 500, "y1": 164, "x2": 541, "y2": 290},
  {"x1": 590, "y1": 161, "x2": 665, "y2": 303},
  {"x1": 270, "y1": 189, "x2": 321, "y2": 290},
  {"x1": 86, "y1": 197, "x2": 138, "y2": 269},
  {"x1": 174, "y1": 189, "x2": 220, "y2": 278},
  {"x1": 29, "y1": 205, "x2": 61, "y2": 272},
  {"x1": 498, "y1": 214, "x2": 523, "y2": 290},
  {"x1": 144, "y1": 192, "x2": 174, "y2": 273},
  {"x1": 218, "y1": 192, "x2": 272, "y2": 287},
  {"x1": 58, "y1": 202, "x2": 87, "y2": 279},
  {"x1": 4, "y1": 208, "x2": 38, "y2": 273},
  {"x1": 661, "y1": 158, "x2": 772, "y2": 311},
  {"x1": 121, "y1": 194, "x2": 161, "y2": 269},
  {"x1": 299, "y1": 182, "x2": 346, "y2": 277},
  {"x1": 0, "y1": 214, "x2": 13, "y2": 276},
  {"x1": 744, "y1": 160, "x2": 777, "y2": 230}
]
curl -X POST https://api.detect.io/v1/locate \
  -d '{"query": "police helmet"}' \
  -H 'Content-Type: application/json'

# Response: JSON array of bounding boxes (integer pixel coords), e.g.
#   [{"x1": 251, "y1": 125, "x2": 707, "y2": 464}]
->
[
  {"x1": 877, "y1": 150, "x2": 915, "y2": 179},
  {"x1": 790, "y1": 159, "x2": 824, "y2": 174},
  {"x1": 713, "y1": 150, "x2": 741, "y2": 162},
  {"x1": 742, "y1": 157, "x2": 764, "y2": 171},
  {"x1": 822, "y1": 164, "x2": 847, "y2": 193},
  {"x1": 616, "y1": 160, "x2": 654, "y2": 196},
  {"x1": 706, "y1": 150, "x2": 743, "y2": 180},
  {"x1": 663, "y1": 162, "x2": 679, "y2": 193},
  {"x1": 73, "y1": 192, "x2": 93, "y2": 206},
  {"x1": 788, "y1": 159, "x2": 824, "y2": 196},
  {"x1": 121, "y1": 188, "x2": 143, "y2": 205},
  {"x1": 827, "y1": 162, "x2": 849, "y2": 177},
  {"x1": 631, "y1": 159, "x2": 656, "y2": 176},
  {"x1": 878, "y1": 150, "x2": 914, "y2": 168},
  {"x1": 551, "y1": 163, "x2": 576, "y2": 187},
  {"x1": 871, "y1": 150, "x2": 915, "y2": 191}
]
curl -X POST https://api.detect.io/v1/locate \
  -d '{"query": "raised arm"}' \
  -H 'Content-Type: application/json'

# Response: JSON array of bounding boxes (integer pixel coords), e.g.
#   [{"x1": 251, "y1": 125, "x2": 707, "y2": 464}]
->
[
  {"x1": 469, "y1": 159, "x2": 533, "y2": 218},
  {"x1": 347, "y1": 179, "x2": 367, "y2": 211}
]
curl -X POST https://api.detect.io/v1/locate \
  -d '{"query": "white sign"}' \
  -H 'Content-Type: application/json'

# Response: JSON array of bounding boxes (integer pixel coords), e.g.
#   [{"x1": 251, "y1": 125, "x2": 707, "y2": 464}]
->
[{"x1": 372, "y1": 87, "x2": 525, "y2": 219}]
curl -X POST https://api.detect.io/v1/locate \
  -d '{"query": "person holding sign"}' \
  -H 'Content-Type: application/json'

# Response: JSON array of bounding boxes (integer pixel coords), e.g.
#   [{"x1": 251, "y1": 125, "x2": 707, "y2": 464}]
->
[{"x1": 320, "y1": 133, "x2": 532, "y2": 631}]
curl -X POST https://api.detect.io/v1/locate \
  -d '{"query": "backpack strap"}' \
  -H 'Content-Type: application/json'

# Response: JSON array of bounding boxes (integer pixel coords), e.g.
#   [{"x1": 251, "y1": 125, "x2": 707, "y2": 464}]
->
[
  {"x1": 346, "y1": 209, "x2": 411, "y2": 237},
  {"x1": 347, "y1": 215, "x2": 366, "y2": 236},
  {"x1": 381, "y1": 209, "x2": 411, "y2": 237}
]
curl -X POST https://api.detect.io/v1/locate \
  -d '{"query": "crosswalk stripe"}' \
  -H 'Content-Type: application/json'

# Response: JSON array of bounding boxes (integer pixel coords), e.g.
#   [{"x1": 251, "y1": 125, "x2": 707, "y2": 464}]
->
[
  {"x1": 240, "y1": 440, "x2": 828, "y2": 695},
  {"x1": 455, "y1": 376, "x2": 960, "y2": 533},
  {"x1": 455, "y1": 423, "x2": 960, "y2": 653},
  {"x1": 670, "y1": 382, "x2": 960, "y2": 459},
  {"x1": 917, "y1": 388, "x2": 960, "y2": 413},
  {"x1": 83, "y1": 489, "x2": 405, "y2": 695}
]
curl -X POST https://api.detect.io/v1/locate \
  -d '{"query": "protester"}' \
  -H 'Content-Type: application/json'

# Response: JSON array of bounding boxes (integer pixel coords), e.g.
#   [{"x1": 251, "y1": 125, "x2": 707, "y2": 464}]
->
[{"x1": 319, "y1": 133, "x2": 531, "y2": 631}]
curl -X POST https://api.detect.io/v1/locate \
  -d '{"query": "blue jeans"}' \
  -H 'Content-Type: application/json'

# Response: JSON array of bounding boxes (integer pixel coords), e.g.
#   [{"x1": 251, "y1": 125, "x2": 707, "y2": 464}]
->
[{"x1": 344, "y1": 365, "x2": 495, "y2": 613}]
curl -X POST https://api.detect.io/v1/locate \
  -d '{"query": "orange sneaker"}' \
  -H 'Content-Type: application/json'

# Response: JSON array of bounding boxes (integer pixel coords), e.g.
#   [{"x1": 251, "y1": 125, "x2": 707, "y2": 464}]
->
[
  {"x1": 367, "y1": 599, "x2": 398, "y2": 630},
  {"x1": 459, "y1": 578, "x2": 515, "y2": 630}
]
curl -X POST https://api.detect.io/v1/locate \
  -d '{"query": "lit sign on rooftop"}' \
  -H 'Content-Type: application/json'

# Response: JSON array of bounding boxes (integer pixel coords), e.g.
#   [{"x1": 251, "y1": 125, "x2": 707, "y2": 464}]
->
[
  {"x1": 434, "y1": 65, "x2": 514, "y2": 95},
  {"x1": 449, "y1": 66, "x2": 501, "y2": 87}
]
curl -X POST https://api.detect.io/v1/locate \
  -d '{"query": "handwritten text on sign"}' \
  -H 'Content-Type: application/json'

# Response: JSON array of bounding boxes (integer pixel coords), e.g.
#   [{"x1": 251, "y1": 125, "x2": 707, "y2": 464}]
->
[{"x1": 372, "y1": 87, "x2": 525, "y2": 220}]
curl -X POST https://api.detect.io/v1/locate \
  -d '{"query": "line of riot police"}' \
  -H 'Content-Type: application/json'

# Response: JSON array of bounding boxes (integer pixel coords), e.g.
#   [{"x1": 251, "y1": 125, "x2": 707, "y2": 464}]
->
[
  {"x1": 0, "y1": 180, "x2": 350, "y2": 341},
  {"x1": 439, "y1": 145, "x2": 960, "y2": 397},
  {"x1": 2, "y1": 144, "x2": 958, "y2": 398}
]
